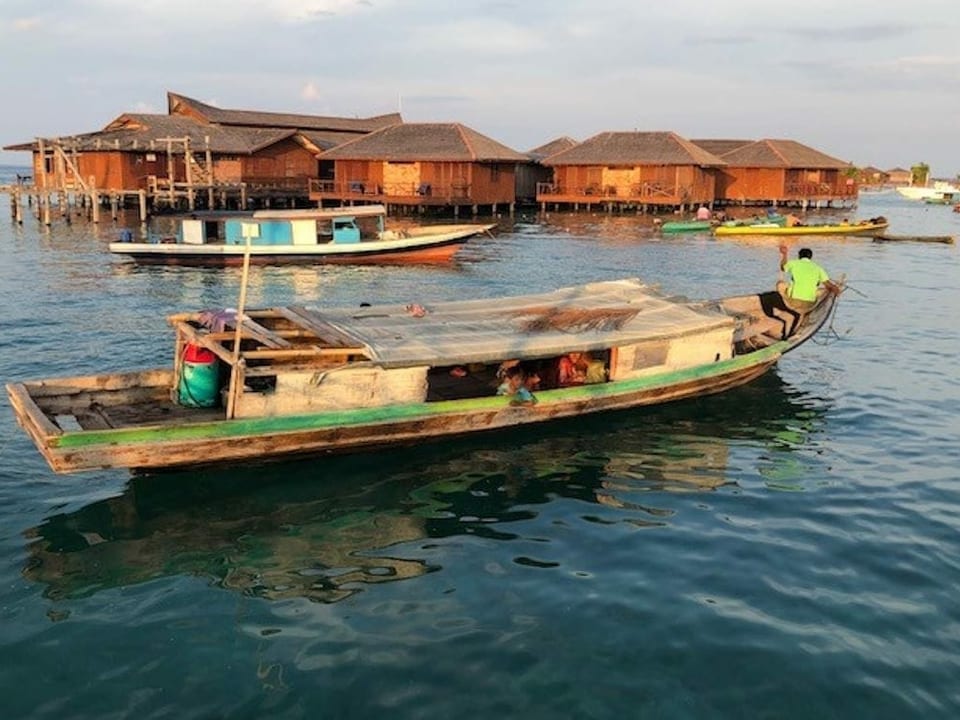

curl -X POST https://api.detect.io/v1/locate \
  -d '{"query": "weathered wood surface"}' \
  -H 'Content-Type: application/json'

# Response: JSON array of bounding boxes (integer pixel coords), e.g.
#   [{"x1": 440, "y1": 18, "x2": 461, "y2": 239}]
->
[
  {"x1": 872, "y1": 234, "x2": 955, "y2": 244},
  {"x1": 30, "y1": 355, "x2": 780, "y2": 474}
]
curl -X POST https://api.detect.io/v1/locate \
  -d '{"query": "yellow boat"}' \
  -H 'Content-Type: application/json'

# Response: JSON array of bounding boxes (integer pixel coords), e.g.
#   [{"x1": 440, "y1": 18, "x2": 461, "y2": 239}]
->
[{"x1": 714, "y1": 220, "x2": 888, "y2": 237}]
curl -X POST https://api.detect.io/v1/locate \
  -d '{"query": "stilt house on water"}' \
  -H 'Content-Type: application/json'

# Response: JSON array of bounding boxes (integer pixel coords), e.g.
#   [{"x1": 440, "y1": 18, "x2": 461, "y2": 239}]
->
[
  {"x1": 2, "y1": 92, "x2": 401, "y2": 215},
  {"x1": 515, "y1": 137, "x2": 579, "y2": 206},
  {"x1": 691, "y1": 138, "x2": 857, "y2": 208},
  {"x1": 307, "y1": 123, "x2": 529, "y2": 217},
  {"x1": 535, "y1": 132, "x2": 727, "y2": 212}
]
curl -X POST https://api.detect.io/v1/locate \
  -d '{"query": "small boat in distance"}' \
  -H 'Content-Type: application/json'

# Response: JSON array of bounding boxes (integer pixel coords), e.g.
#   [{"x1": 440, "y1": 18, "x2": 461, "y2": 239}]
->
[
  {"x1": 658, "y1": 220, "x2": 714, "y2": 234},
  {"x1": 6, "y1": 277, "x2": 842, "y2": 474},
  {"x1": 658, "y1": 213, "x2": 785, "y2": 235},
  {"x1": 714, "y1": 218, "x2": 888, "y2": 237},
  {"x1": 109, "y1": 205, "x2": 495, "y2": 265},
  {"x1": 896, "y1": 181, "x2": 960, "y2": 201}
]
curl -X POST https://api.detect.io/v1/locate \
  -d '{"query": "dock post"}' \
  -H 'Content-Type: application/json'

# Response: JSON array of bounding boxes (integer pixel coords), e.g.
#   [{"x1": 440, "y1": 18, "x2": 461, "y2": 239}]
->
[
  {"x1": 138, "y1": 190, "x2": 147, "y2": 222},
  {"x1": 43, "y1": 194, "x2": 52, "y2": 226},
  {"x1": 92, "y1": 190, "x2": 100, "y2": 223},
  {"x1": 110, "y1": 194, "x2": 119, "y2": 221}
]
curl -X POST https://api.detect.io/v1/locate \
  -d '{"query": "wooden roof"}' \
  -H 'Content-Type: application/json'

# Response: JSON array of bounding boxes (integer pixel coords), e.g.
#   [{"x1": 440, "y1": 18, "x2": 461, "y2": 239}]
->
[
  {"x1": 300, "y1": 278, "x2": 734, "y2": 368},
  {"x1": 527, "y1": 136, "x2": 578, "y2": 161},
  {"x1": 318, "y1": 123, "x2": 528, "y2": 162},
  {"x1": 167, "y1": 92, "x2": 401, "y2": 132},
  {"x1": 542, "y1": 132, "x2": 726, "y2": 167},
  {"x1": 28, "y1": 115, "x2": 298, "y2": 154},
  {"x1": 720, "y1": 139, "x2": 851, "y2": 169},
  {"x1": 690, "y1": 139, "x2": 754, "y2": 157}
]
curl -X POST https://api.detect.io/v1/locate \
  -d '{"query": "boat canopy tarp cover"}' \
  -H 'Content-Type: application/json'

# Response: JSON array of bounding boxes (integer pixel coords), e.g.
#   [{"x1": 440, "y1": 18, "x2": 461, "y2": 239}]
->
[{"x1": 300, "y1": 278, "x2": 736, "y2": 367}]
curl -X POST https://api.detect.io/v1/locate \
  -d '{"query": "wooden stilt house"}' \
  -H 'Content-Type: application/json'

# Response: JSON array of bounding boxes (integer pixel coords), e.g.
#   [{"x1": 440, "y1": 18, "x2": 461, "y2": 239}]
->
[
  {"x1": 537, "y1": 132, "x2": 726, "y2": 211},
  {"x1": 2, "y1": 91, "x2": 402, "y2": 211},
  {"x1": 516, "y1": 137, "x2": 579, "y2": 205},
  {"x1": 693, "y1": 138, "x2": 857, "y2": 206},
  {"x1": 308, "y1": 123, "x2": 528, "y2": 215}
]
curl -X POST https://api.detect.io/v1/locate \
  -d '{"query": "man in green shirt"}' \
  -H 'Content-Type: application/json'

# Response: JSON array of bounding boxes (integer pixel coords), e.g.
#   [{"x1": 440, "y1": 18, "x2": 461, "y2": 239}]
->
[{"x1": 778, "y1": 244, "x2": 839, "y2": 311}]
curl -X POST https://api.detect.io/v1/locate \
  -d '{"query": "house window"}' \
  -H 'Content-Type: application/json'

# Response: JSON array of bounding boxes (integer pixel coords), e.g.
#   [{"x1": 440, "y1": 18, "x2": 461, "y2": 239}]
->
[{"x1": 145, "y1": 153, "x2": 157, "y2": 162}]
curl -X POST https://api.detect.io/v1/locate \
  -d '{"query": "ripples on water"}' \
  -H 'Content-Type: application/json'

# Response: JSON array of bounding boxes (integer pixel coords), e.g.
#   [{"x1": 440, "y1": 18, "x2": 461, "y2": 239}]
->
[{"x1": 1, "y1": 191, "x2": 959, "y2": 718}]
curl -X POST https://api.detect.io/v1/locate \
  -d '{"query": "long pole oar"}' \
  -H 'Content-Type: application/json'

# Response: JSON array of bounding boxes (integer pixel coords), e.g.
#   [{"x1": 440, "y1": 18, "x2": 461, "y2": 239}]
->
[{"x1": 226, "y1": 225, "x2": 254, "y2": 419}]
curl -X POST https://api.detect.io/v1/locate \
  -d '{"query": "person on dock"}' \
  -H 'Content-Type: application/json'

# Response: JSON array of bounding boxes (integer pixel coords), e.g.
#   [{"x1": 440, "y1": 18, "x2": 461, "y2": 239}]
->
[
  {"x1": 696, "y1": 205, "x2": 712, "y2": 221},
  {"x1": 778, "y1": 244, "x2": 840, "y2": 312}
]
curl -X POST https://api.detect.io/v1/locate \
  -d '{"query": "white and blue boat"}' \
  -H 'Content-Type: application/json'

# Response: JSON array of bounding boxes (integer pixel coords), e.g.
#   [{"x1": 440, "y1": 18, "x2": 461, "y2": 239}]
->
[{"x1": 110, "y1": 205, "x2": 494, "y2": 265}]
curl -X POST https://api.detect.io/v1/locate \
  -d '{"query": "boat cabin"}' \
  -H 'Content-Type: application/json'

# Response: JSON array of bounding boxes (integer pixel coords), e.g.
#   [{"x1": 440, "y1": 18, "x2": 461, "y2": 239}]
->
[
  {"x1": 177, "y1": 205, "x2": 390, "y2": 246},
  {"x1": 169, "y1": 280, "x2": 740, "y2": 420}
]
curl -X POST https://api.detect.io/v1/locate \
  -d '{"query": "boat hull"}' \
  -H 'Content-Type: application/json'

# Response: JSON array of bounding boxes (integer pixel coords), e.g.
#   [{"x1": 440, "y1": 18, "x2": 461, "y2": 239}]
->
[
  {"x1": 108, "y1": 224, "x2": 493, "y2": 265},
  {"x1": 6, "y1": 350, "x2": 782, "y2": 474},
  {"x1": 714, "y1": 222, "x2": 888, "y2": 237},
  {"x1": 660, "y1": 221, "x2": 713, "y2": 233}
]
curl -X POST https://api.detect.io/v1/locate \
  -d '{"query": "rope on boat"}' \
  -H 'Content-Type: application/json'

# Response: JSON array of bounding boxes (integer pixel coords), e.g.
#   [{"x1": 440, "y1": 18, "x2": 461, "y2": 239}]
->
[{"x1": 811, "y1": 282, "x2": 858, "y2": 346}]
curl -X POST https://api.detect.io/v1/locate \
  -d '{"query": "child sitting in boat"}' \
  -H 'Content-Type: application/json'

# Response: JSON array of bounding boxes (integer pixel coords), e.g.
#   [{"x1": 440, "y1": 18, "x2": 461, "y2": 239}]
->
[
  {"x1": 558, "y1": 351, "x2": 589, "y2": 386},
  {"x1": 496, "y1": 365, "x2": 538, "y2": 406}
]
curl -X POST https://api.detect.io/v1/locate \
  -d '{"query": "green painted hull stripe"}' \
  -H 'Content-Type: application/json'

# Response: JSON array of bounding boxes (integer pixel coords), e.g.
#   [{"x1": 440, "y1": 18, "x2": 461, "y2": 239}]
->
[{"x1": 53, "y1": 343, "x2": 785, "y2": 450}]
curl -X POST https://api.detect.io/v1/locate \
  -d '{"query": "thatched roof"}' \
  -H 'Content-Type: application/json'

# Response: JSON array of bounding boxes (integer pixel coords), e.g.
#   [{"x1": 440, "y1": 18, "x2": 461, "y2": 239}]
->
[
  {"x1": 690, "y1": 139, "x2": 754, "y2": 157},
  {"x1": 720, "y1": 139, "x2": 851, "y2": 169},
  {"x1": 302, "y1": 278, "x2": 733, "y2": 368},
  {"x1": 527, "y1": 136, "x2": 578, "y2": 161},
  {"x1": 167, "y1": 92, "x2": 401, "y2": 133},
  {"x1": 542, "y1": 132, "x2": 726, "y2": 167},
  {"x1": 12, "y1": 114, "x2": 299, "y2": 154},
  {"x1": 319, "y1": 123, "x2": 527, "y2": 162}
]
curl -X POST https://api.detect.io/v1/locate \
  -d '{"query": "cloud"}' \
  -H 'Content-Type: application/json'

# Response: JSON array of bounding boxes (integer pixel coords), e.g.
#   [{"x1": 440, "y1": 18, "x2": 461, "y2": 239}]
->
[
  {"x1": 788, "y1": 23, "x2": 915, "y2": 42},
  {"x1": 408, "y1": 18, "x2": 546, "y2": 55},
  {"x1": 12, "y1": 17, "x2": 42, "y2": 30},
  {"x1": 300, "y1": 81, "x2": 321, "y2": 100}
]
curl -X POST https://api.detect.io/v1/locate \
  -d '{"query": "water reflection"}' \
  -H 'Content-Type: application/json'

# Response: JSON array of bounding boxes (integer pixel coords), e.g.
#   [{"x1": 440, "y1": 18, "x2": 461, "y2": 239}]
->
[{"x1": 23, "y1": 372, "x2": 829, "y2": 605}]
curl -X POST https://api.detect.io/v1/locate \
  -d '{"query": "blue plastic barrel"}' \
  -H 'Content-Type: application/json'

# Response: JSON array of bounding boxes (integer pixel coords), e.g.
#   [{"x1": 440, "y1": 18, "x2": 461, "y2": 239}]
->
[
  {"x1": 119, "y1": 228, "x2": 133, "y2": 242},
  {"x1": 178, "y1": 344, "x2": 221, "y2": 408}
]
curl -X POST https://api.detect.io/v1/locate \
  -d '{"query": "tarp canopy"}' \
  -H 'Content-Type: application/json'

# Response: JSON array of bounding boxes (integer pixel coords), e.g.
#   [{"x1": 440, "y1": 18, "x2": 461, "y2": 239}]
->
[{"x1": 300, "y1": 279, "x2": 736, "y2": 368}]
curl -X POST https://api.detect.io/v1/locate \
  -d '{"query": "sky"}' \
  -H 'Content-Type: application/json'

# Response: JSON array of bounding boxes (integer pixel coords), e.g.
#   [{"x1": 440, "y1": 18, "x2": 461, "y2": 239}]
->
[{"x1": 1, "y1": 0, "x2": 959, "y2": 176}]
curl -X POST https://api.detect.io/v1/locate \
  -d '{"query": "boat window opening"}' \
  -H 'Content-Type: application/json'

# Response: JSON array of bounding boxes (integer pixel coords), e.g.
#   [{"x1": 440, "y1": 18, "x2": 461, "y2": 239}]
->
[
  {"x1": 204, "y1": 220, "x2": 221, "y2": 241},
  {"x1": 426, "y1": 364, "x2": 500, "y2": 401},
  {"x1": 244, "y1": 374, "x2": 277, "y2": 393}
]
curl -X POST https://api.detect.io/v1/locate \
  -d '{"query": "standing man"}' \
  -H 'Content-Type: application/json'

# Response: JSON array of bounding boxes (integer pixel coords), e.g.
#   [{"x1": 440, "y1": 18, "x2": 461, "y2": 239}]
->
[{"x1": 778, "y1": 244, "x2": 840, "y2": 311}]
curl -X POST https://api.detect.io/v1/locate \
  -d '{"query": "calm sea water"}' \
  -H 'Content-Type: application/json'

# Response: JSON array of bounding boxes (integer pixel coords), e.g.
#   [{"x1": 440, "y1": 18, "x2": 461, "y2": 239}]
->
[{"x1": 1, "y1": 182, "x2": 959, "y2": 719}]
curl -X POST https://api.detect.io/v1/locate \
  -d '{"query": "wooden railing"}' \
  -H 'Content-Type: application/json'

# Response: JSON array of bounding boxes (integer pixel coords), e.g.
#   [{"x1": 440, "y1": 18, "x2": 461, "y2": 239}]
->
[
  {"x1": 785, "y1": 181, "x2": 858, "y2": 198},
  {"x1": 309, "y1": 179, "x2": 472, "y2": 201},
  {"x1": 536, "y1": 182, "x2": 686, "y2": 201}
]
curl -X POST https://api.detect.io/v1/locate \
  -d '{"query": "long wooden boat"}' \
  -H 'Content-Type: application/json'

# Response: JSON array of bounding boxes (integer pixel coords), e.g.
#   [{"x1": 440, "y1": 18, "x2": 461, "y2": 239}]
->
[
  {"x1": 872, "y1": 234, "x2": 955, "y2": 244},
  {"x1": 714, "y1": 220, "x2": 888, "y2": 237},
  {"x1": 660, "y1": 214, "x2": 785, "y2": 234},
  {"x1": 659, "y1": 220, "x2": 714, "y2": 234},
  {"x1": 109, "y1": 205, "x2": 495, "y2": 265},
  {"x1": 6, "y1": 278, "x2": 841, "y2": 474}
]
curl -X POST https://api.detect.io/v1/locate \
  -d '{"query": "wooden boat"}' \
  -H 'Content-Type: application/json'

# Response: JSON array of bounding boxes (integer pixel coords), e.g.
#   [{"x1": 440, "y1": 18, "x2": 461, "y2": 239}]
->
[
  {"x1": 714, "y1": 220, "x2": 888, "y2": 237},
  {"x1": 109, "y1": 205, "x2": 495, "y2": 265},
  {"x1": 6, "y1": 277, "x2": 842, "y2": 474},
  {"x1": 659, "y1": 220, "x2": 714, "y2": 234},
  {"x1": 659, "y1": 213, "x2": 785, "y2": 234},
  {"x1": 872, "y1": 234, "x2": 955, "y2": 244}
]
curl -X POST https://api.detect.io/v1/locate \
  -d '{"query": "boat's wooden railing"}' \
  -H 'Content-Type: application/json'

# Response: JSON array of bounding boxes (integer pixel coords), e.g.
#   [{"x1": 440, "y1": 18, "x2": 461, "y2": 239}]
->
[{"x1": 168, "y1": 309, "x2": 367, "y2": 414}]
